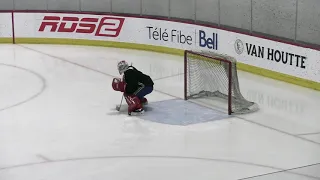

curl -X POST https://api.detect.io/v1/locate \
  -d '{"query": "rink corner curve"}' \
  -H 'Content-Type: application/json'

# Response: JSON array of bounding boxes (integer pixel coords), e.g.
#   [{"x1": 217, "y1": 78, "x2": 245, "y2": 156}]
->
[{"x1": 14, "y1": 37, "x2": 320, "y2": 91}]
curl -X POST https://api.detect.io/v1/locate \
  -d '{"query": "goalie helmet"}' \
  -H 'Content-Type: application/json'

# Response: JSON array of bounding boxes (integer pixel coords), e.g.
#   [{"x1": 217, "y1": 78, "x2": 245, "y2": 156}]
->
[{"x1": 117, "y1": 60, "x2": 129, "y2": 75}]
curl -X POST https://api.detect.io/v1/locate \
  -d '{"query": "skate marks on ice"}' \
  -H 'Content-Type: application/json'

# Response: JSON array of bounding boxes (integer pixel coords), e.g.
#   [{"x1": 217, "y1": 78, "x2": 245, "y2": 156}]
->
[{"x1": 108, "y1": 99, "x2": 229, "y2": 125}]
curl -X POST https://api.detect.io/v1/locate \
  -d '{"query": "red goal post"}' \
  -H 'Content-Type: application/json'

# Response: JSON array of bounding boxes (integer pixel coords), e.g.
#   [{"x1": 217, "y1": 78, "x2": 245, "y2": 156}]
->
[{"x1": 184, "y1": 50, "x2": 259, "y2": 115}]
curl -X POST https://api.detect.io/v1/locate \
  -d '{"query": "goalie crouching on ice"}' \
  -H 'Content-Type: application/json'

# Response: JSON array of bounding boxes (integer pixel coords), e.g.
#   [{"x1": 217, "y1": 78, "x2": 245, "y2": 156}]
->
[{"x1": 112, "y1": 60, "x2": 154, "y2": 115}]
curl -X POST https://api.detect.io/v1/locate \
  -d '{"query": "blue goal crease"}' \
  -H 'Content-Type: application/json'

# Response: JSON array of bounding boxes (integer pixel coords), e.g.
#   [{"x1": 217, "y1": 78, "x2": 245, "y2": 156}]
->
[{"x1": 140, "y1": 99, "x2": 229, "y2": 125}]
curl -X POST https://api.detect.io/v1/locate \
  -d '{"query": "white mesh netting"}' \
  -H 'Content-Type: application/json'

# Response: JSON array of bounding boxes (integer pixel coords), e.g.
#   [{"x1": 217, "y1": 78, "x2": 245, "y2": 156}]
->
[{"x1": 185, "y1": 50, "x2": 259, "y2": 114}]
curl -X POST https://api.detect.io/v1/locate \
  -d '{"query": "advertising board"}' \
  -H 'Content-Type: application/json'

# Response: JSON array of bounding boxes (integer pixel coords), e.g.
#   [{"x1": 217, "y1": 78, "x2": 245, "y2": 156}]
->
[
  {"x1": 14, "y1": 13, "x2": 219, "y2": 51},
  {"x1": 223, "y1": 32, "x2": 320, "y2": 83},
  {"x1": 12, "y1": 12, "x2": 320, "y2": 85}
]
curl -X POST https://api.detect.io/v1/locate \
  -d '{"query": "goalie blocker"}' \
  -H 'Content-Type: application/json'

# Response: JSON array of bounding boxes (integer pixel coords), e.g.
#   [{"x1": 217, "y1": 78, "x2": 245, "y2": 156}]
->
[{"x1": 112, "y1": 60, "x2": 154, "y2": 115}]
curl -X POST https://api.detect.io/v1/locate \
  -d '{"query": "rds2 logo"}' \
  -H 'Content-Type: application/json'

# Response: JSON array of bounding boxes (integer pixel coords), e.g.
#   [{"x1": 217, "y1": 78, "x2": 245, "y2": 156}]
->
[{"x1": 38, "y1": 15, "x2": 124, "y2": 37}]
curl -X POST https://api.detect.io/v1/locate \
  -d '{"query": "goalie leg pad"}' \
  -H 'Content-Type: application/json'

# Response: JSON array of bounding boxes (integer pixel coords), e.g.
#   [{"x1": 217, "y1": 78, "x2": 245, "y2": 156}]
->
[
  {"x1": 124, "y1": 94, "x2": 143, "y2": 113},
  {"x1": 134, "y1": 86, "x2": 153, "y2": 105}
]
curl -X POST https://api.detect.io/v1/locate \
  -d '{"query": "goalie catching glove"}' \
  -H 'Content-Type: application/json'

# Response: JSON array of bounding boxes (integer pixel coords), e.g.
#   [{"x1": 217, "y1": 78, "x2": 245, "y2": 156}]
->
[{"x1": 112, "y1": 78, "x2": 126, "y2": 92}]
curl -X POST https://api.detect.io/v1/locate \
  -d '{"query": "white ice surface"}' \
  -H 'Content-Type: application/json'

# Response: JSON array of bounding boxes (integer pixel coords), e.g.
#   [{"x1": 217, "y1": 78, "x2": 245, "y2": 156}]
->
[{"x1": 0, "y1": 44, "x2": 319, "y2": 180}]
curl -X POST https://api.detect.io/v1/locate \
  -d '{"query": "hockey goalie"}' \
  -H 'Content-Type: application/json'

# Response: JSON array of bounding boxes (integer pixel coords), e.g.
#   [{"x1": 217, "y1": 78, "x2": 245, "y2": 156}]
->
[{"x1": 112, "y1": 60, "x2": 154, "y2": 115}]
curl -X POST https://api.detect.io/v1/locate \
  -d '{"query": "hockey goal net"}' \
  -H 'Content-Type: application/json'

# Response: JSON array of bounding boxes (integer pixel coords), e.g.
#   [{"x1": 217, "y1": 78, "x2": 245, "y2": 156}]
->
[{"x1": 184, "y1": 50, "x2": 259, "y2": 115}]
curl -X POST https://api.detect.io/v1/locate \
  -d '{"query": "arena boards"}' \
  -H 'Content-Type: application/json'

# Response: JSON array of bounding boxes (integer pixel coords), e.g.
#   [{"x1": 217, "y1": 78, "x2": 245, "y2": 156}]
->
[{"x1": 0, "y1": 11, "x2": 319, "y2": 90}]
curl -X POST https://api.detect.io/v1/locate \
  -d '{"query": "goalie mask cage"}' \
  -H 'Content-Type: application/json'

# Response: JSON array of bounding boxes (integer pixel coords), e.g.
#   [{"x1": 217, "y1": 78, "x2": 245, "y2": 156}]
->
[{"x1": 184, "y1": 50, "x2": 259, "y2": 115}]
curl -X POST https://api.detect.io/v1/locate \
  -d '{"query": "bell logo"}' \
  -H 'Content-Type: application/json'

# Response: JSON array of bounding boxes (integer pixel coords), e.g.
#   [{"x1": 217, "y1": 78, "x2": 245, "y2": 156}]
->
[{"x1": 199, "y1": 30, "x2": 218, "y2": 50}]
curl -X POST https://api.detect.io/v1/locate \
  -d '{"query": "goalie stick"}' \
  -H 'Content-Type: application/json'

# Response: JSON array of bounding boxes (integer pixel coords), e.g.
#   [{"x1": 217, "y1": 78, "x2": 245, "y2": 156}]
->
[{"x1": 116, "y1": 93, "x2": 124, "y2": 111}]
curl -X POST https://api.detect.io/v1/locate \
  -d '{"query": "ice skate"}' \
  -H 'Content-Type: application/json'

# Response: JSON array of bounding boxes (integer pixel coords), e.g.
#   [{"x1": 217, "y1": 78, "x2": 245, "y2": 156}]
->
[{"x1": 128, "y1": 107, "x2": 144, "y2": 116}]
